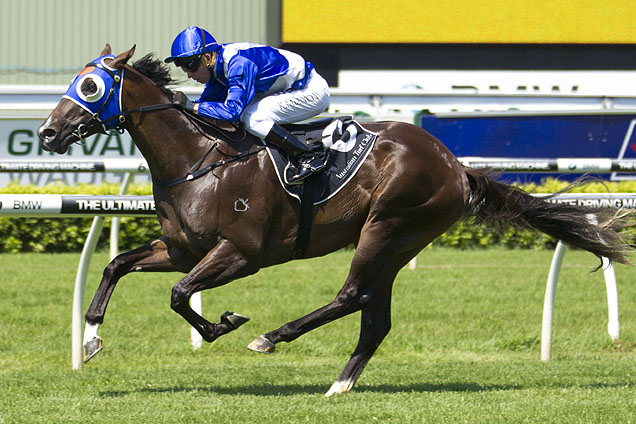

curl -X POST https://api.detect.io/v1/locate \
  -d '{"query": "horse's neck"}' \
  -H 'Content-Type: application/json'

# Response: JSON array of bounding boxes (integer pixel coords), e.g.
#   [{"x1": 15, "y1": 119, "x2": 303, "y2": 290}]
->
[{"x1": 122, "y1": 87, "x2": 216, "y2": 182}]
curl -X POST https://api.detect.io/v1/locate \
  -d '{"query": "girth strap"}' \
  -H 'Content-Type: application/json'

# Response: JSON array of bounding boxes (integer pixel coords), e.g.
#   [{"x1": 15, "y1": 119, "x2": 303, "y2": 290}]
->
[{"x1": 292, "y1": 177, "x2": 316, "y2": 260}]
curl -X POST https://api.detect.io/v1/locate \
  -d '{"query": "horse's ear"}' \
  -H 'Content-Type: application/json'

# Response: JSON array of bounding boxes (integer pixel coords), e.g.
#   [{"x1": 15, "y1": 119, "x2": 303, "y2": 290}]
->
[
  {"x1": 101, "y1": 44, "x2": 112, "y2": 56},
  {"x1": 110, "y1": 45, "x2": 136, "y2": 69}
]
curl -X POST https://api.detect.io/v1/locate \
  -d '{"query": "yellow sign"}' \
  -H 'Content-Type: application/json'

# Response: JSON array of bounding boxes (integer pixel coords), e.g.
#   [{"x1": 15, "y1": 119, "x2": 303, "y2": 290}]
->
[{"x1": 282, "y1": 0, "x2": 636, "y2": 44}]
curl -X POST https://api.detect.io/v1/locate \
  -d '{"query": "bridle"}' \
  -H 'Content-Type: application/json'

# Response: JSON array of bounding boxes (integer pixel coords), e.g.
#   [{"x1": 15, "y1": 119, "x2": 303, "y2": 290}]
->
[{"x1": 69, "y1": 60, "x2": 178, "y2": 142}]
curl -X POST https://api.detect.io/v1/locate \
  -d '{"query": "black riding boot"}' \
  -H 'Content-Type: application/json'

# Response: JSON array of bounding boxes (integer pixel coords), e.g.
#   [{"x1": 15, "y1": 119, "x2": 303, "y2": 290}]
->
[{"x1": 265, "y1": 124, "x2": 325, "y2": 185}]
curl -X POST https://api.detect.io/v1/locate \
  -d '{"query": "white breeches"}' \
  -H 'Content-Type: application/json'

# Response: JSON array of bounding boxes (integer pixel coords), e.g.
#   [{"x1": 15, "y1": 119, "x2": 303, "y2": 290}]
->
[{"x1": 240, "y1": 70, "x2": 330, "y2": 139}]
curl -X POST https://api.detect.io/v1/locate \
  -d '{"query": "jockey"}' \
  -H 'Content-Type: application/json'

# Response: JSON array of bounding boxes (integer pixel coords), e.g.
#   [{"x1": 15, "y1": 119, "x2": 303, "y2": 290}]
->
[{"x1": 165, "y1": 26, "x2": 330, "y2": 184}]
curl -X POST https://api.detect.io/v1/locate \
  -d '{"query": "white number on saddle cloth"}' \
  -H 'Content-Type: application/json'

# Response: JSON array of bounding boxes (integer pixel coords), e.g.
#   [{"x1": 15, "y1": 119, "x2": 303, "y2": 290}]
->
[{"x1": 321, "y1": 120, "x2": 358, "y2": 153}]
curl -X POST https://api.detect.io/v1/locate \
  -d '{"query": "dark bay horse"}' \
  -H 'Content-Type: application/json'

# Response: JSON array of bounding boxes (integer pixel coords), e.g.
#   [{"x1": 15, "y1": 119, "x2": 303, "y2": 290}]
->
[{"x1": 38, "y1": 45, "x2": 632, "y2": 396}]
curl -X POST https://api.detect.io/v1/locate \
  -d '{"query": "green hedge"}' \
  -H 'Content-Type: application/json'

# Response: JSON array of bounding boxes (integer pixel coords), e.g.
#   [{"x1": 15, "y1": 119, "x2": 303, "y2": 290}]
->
[{"x1": 2, "y1": 179, "x2": 636, "y2": 253}]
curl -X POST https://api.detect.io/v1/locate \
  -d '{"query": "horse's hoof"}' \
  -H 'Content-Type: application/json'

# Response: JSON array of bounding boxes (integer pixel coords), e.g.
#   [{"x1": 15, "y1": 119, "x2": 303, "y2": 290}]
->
[
  {"x1": 220, "y1": 311, "x2": 250, "y2": 329},
  {"x1": 247, "y1": 335, "x2": 275, "y2": 354},
  {"x1": 83, "y1": 336, "x2": 103, "y2": 363},
  {"x1": 325, "y1": 379, "x2": 354, "y2": 397}
]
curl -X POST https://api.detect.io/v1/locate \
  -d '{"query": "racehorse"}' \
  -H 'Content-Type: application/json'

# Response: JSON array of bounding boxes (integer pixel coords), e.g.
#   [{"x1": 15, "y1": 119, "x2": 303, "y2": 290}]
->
[{"x1": 38, "y1": 45, "x2": 633, "y2": 396}]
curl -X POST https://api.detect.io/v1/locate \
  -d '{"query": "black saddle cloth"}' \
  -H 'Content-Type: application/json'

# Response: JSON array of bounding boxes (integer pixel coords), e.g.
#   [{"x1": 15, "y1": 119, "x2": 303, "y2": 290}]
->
[{"x1": 267, "y1": 116, "x2": 377, "y2": 204}]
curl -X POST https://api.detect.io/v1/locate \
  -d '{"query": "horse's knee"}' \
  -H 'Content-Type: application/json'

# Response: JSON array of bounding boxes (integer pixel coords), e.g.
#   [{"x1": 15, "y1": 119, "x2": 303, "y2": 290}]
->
[
  {"x1": 334, "y1": 289, "x2": 371, "y2": 312},
  {"x1": 102, "y1": 255, "x2": 130, "y2": 280},
  {"x1": 170, "y1": 283, "x2": 189, "y2": 312}
]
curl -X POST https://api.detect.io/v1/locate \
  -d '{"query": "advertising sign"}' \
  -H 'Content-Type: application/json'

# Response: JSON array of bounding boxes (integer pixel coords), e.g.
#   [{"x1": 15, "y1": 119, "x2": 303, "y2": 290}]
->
[
  {"x1": 0, "y1": 119, "x2": 149, "y2": 186},
  {"x1": 283, "y1": 0, "x2": 636, "y2": 44},
  {"x1": 419, "y1": 111, "x2": 636, "y2": 181}
]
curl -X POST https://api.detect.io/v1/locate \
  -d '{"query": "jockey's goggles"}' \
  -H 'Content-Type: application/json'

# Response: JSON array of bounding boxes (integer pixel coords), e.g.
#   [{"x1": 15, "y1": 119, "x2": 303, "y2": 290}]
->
[{"x1": 176, "y1": 56, "x2": 201, "y2": 73}]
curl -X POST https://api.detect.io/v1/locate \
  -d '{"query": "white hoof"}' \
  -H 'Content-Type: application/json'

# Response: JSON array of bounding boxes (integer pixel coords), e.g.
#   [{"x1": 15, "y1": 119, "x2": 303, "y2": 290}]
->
[{"x1": 325, "y1": 379, "x2": 354, "y2": 397}]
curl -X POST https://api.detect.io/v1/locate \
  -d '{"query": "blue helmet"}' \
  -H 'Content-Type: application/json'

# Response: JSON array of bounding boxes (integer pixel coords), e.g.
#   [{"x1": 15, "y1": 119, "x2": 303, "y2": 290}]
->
[{"x1": 165, "y1": 26, "x2": 218, "y2": 63}]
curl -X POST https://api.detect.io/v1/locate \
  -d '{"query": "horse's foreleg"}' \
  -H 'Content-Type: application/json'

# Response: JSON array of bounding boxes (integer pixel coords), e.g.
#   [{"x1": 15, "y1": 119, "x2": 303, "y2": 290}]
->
[
  {"x1": 83, "y1": 237, "x2": 186, "y2": 362},
  {"x1": 169, "y1": 239, "x2": 254, "y2": 343}
]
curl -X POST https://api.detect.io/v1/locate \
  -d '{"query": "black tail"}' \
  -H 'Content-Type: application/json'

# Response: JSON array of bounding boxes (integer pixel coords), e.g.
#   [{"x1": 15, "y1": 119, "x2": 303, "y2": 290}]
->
[{"x1": 464, "y1": 168, "x2": 634, "y2": 265}]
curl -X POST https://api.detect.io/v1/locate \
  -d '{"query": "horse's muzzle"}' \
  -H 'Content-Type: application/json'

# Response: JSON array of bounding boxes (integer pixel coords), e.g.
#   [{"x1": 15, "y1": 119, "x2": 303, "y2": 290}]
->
[
  {"x1": 37, "y1": 125, "x2": 71, "y2": 153},
  {"x1": 37, "y1": 126, "x2": 57, "y2": 151}
]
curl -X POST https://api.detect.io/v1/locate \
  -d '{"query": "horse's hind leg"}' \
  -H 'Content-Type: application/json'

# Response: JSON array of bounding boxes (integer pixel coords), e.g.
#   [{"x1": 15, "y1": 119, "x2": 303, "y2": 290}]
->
[
  {"x1": 324, "y1": 279, "x2": 394, "y2": 397},
  {"x1": 83, "y1": 237, "x2": 190, "y2": 361},
  {"x1": 249, "y1": 220, "x2": 449, "y2": 393},
  {"x1": 321, "y1": 246, "x2": 422, "y2": 396},
  {"x1": 249, "y1": 243, "x2": 420, "y2": 395}
]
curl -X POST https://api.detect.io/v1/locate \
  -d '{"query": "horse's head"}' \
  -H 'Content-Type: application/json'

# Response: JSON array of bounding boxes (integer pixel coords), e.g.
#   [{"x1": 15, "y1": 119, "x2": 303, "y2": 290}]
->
[{"x1": 38, "y1": 44, "x2": 135, "y2": 153}]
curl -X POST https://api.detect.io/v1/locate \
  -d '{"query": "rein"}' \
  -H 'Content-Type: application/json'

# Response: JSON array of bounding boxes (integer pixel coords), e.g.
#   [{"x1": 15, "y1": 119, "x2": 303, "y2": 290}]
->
[{"x1": 152, "y1": 144, "x2": 266, "y2": 187}]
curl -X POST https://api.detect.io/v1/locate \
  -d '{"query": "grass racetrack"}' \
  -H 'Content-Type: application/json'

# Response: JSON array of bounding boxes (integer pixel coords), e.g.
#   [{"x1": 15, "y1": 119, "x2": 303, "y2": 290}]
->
[{"x1": 1, "y1": 248, "x2": 636, "y2": 423}]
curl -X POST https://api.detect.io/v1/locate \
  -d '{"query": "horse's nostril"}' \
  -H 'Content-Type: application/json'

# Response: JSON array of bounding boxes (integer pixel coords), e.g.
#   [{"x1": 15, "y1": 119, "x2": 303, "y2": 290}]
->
[{"x1": 37, "y1": 127, "x2": 57, "y2": 141}]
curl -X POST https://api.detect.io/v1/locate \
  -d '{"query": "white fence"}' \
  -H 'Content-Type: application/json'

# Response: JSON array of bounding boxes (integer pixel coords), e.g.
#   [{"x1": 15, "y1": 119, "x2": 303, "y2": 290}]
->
[
  {"x1": 414, "y1": 159, "x2": 636, "y2": 361},
  {"x1": 0, "y1": 192, "x2": 204, "y2": 370},
  {"x1": 535, "y1": 193, "x2": 636, "y2": 361}
]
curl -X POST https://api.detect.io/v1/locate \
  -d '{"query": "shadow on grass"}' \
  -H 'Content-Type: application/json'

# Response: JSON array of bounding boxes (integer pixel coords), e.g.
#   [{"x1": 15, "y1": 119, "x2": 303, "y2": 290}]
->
[
  {"x1": 99, "y1": 381, "x2": 519, "y2": 398},
  {"x1": 357, "y1": 382, "x2": 520, "y2": 393},
  {"x1": 98, "y1": 379, "x2": 636, "y2": 398}
]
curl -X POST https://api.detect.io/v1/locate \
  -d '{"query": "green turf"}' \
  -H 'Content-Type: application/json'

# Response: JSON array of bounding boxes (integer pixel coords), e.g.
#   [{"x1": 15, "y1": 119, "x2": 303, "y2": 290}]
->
[{"x1": 1, "y1": 248, "x2": 635, "y2": 423}]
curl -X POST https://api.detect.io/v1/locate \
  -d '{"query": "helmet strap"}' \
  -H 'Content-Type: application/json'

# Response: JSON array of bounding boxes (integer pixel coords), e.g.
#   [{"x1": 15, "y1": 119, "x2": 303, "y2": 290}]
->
[
  {"x1": 201, "y1": 53, "x2": 211, "y2": 69},
  {"x1": 198, "y1": 27, "x2": 213, "y2": 71}
]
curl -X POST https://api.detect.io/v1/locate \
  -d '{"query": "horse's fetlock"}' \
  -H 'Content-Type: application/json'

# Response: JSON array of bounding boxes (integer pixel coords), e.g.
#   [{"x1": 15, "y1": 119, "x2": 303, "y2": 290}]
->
[{"x1": 84, "y1": 312, "x2": 103, "y2": 325}]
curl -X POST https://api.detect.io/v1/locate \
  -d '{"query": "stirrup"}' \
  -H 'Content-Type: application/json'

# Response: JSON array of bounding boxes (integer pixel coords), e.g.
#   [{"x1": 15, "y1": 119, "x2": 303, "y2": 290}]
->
[{"x1": 285, "y1": 156, "x2": 325, "y2": 185}]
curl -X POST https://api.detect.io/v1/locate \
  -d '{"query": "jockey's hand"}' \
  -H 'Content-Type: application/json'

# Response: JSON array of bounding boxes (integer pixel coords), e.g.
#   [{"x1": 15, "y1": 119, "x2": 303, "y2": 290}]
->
[{"x1": 172, "y1": 91, "x2": 195, "y2": 113}]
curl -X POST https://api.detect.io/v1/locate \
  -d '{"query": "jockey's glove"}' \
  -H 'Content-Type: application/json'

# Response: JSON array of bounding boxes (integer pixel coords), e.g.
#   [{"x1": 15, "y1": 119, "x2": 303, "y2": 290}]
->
[{"x1": 172, "y1": 91, "x2": 195, "y2": 113}]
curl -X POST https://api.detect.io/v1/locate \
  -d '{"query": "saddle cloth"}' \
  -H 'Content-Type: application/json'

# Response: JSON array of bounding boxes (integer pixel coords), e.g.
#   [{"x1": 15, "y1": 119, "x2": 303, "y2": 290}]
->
[{"x1": 266, "y1": 117, "x2": 377, "y2": 205}]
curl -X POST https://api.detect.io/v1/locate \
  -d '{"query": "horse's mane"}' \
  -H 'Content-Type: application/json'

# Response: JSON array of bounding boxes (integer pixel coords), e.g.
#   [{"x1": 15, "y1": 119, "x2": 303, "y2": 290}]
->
[{"x1": 132, "y1": 53, "x2": 178, "y2": 93}]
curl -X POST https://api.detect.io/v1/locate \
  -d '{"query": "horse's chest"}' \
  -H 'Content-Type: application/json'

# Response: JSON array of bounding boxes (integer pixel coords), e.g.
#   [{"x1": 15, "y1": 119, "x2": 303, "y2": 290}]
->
[{"x1": 156, "y1": 202, "x2": 221, "y2": 254}]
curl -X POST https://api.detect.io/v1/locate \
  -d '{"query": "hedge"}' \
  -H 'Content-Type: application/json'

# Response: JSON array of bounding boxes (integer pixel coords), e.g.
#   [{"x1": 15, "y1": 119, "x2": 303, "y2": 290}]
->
[{"x1": 1, "y1": 178, "x2": 636, "y2": 253}]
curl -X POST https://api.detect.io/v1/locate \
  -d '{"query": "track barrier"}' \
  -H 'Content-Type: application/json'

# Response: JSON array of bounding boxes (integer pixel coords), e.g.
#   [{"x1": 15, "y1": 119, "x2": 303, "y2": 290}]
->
[
  {"x1": 535, "y1": 193, "x2": 636, "y2": 360},
  {"x1": 2, "y1": 157, "x2": 636, "y2": 366}
]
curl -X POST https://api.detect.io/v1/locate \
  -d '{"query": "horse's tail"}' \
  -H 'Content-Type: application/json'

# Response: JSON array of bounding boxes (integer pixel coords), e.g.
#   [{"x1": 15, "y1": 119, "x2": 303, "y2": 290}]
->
[{"x1": 464, "y1": 167, "x2": 634, "y2": 265}]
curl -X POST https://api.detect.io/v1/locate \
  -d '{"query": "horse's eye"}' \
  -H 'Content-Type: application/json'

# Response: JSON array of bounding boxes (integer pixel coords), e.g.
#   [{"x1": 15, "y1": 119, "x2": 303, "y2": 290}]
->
[
  {"x1": 81, "y1": 79, "x2": 99, "y2": 96},
  {"x1": 76, "y1": 75, "x2": 105, "y2": 103}
]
